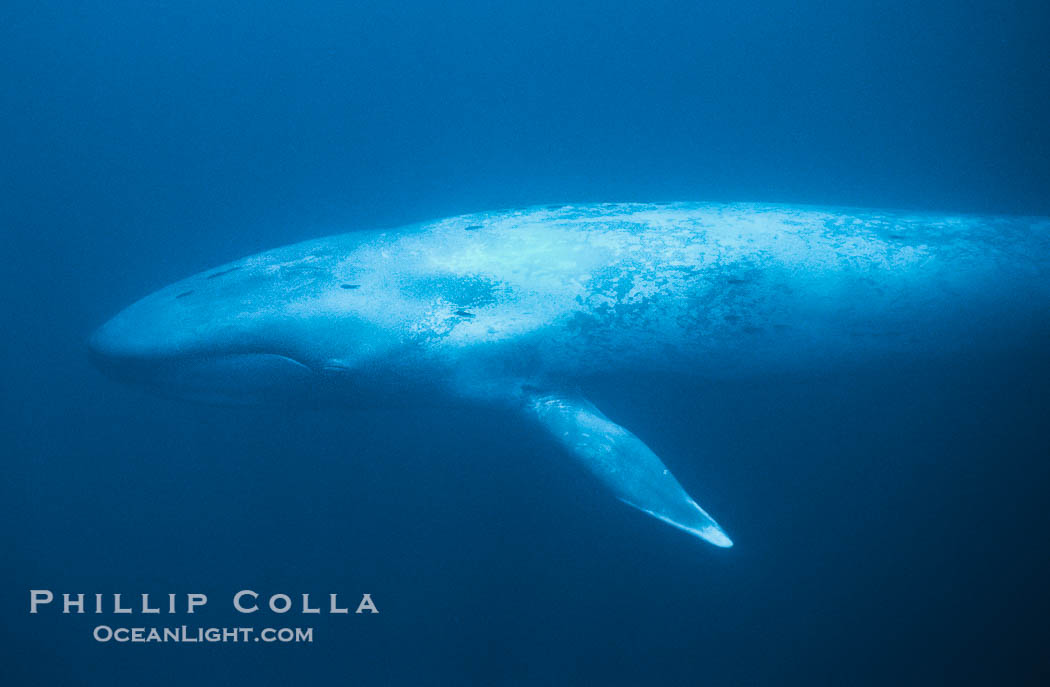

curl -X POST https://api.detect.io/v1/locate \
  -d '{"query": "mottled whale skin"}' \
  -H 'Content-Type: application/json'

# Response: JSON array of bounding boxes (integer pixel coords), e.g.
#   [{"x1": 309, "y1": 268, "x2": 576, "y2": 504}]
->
[{"x1": 90, "y1": 203, "x2": 1050, "y2": 546}]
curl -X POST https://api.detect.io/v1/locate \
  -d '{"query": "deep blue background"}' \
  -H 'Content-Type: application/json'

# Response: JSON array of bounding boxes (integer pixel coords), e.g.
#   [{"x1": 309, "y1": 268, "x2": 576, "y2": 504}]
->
[{"x1": 3, "y1": 1, "x2": 1049, "y2": 684}]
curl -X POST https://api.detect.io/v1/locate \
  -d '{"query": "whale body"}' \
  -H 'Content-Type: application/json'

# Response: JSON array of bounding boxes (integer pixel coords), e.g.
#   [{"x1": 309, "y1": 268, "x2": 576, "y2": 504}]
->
[{"x1": 89, "y1": 203, "x2": 1050, "y2": 546}]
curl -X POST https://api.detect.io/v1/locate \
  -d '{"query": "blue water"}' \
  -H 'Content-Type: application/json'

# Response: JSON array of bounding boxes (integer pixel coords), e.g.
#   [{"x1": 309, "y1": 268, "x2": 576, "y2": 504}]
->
[{"x1": 3, "y1": 1, "x2": 1049, "y2": 684}]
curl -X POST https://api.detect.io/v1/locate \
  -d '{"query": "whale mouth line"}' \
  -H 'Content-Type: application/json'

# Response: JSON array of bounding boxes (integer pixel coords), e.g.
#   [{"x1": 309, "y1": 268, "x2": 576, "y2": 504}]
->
[
  {"x1": 89, "y1": 341, "x2": 318, "y2": 399},
  {"x1": 90, "y1": 344, "x2": 313, "y2": 373}
]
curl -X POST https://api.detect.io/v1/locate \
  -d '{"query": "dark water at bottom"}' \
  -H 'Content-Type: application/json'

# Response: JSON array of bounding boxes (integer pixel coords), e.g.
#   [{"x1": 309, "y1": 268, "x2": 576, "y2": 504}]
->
[{"x1": 4, "y1": 336, "x2": 1048, "y2": 685}]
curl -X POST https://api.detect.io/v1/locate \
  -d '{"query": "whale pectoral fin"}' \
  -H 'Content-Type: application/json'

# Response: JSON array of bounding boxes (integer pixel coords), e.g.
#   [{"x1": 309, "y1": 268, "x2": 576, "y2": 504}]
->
[{"x1": 523, "y1": 389, "x2": 732, "y2": 547}]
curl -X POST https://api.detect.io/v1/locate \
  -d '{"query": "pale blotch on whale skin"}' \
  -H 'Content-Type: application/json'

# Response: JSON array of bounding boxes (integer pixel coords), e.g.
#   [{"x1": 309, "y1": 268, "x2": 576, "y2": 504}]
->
[{"x1": 89, "y1": 203, "x2": 1050, "y2": 546}]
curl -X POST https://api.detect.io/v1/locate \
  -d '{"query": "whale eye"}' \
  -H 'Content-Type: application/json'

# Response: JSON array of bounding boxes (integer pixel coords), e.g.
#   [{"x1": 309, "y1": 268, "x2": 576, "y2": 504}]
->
[
  {"x1": 464, "y1": 224, "x2": 482, "y2": 231},
  {"x1": 340, "y1": 284, "x2": 360, "y2": 290},
  {"x1": 175, "y1": 290, "x2": 194, "y2": 299}
]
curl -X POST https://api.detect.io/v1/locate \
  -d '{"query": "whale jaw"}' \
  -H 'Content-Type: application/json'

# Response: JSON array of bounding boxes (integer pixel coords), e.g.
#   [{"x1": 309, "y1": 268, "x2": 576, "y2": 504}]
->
[{"x1": 89, "y1": 332, "x2": 316, "y2": 404}]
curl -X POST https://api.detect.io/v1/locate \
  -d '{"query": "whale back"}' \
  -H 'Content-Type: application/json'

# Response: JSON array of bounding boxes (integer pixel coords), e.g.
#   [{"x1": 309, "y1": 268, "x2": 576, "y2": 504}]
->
[{"x1": 360, "y1": 203, "x2": 1049, "y2": 379}]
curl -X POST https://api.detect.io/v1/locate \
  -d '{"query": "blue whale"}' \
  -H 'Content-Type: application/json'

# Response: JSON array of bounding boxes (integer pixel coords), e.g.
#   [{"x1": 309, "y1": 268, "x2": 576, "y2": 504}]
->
[{"x1": 89, "y1": 203, "x2": 1050, "y2": 546}]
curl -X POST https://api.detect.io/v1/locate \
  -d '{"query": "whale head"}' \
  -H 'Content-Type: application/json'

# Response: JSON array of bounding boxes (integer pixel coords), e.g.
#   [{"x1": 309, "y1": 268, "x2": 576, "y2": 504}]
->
[{"x1": 88, "y1": 250, "x2": 395, "y2": 404}]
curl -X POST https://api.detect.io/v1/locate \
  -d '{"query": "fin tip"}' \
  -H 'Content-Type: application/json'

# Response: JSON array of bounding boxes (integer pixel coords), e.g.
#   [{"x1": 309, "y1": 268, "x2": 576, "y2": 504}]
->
[{"x1": 703, "y1": 528, "x2": 734, "y2": 548}]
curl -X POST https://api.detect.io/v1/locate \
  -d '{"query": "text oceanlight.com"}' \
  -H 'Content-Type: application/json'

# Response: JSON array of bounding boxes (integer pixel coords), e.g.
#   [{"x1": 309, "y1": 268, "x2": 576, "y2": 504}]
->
[
  {"x1": 29, "y1": 590, "x2": 378, "y2": 644},
  {"x1": 93, "y1": 625, "x2": 314, "y2": 643}
]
